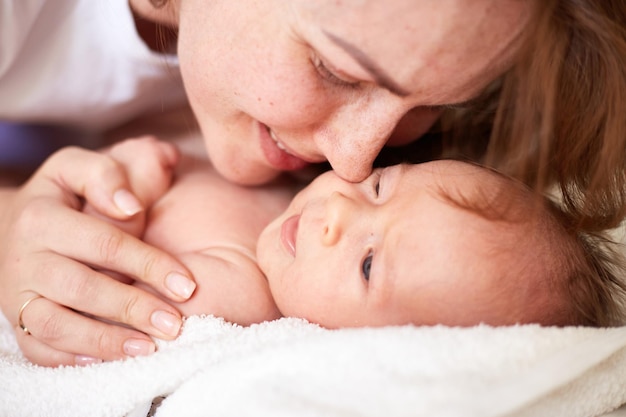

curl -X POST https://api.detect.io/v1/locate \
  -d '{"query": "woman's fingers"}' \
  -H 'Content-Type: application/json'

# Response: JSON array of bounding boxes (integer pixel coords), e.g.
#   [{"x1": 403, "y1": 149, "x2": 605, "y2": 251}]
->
[
  {"x1": 15, "y1": 297, "x2": 156, "y2": 366},
  {"x1": 81, "y1": 136, "x2": 181, "y2": 238},
  {"x1": 16, "y1": 146, "x2": 196, "y2": 303},
  {"x1": 26, "y1": 254, "x2": 183, "y2": 340},
  {"x1": 32, "y1": 145, "x2": 145, "y2": 220},
  {"x1": 28, "y1": 202, "x2": 196, "y2": 302},
  {"x1": 5, "y1": 238, "x2": 183, "y2": 364},
  {"x1": 0, "y1": 141, "x2": 193, "y2": 366},
  {"x1": 16, "y1": 329, "x2": 96, "y2": 368}
]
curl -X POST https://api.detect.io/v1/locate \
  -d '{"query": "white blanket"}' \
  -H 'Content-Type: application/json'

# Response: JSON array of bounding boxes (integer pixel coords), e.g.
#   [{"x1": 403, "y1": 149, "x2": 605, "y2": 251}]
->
[{"x1": 1, "y1": 311, "x2": 626, "y2": 417}]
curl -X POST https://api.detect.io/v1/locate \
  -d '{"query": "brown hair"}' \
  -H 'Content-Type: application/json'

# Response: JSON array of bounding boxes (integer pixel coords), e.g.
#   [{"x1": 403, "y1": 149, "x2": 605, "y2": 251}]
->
[
  {"x1": 442, "y1": 0, "x2": 626, "y2": 233},
  {"x1": 562, "y1": 228, "x2": 626, "y2": 326},
  {"x1": 512, "y1": 205, "x2": 626, "y2": 327}
]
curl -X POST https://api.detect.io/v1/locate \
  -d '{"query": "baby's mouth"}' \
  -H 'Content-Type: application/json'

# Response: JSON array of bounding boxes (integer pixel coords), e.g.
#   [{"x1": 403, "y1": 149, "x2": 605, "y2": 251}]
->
[{"x1": 280, "y1": 214, "x2": 300, "y2": 257}]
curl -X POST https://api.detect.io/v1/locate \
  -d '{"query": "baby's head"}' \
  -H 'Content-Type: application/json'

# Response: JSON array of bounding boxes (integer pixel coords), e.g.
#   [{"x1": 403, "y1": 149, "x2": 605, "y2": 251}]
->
[{"x1": 257, "y1": 160, "x2": 626, "y2": 328}]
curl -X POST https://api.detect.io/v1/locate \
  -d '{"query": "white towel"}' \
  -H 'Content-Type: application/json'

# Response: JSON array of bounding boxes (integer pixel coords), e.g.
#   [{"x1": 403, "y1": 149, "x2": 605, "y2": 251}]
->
[{"x1": 1, "y1": 311, "x2": 626, "y2": 417}]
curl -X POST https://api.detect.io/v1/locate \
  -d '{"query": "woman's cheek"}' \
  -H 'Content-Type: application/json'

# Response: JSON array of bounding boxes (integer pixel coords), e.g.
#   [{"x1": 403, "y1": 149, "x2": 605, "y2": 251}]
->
[{"x1": 250, "y1": 72, "x2": 334, "y2": 128}]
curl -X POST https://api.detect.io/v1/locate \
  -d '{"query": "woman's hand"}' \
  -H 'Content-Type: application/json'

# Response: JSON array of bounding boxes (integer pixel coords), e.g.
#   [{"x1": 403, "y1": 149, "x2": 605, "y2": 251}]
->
[
  {"x1": 0, "y1": 137, "x2": 196, "y2": 366},
  {"x1": 82, "y1": 137, "x2": 180, "y2": 240}
]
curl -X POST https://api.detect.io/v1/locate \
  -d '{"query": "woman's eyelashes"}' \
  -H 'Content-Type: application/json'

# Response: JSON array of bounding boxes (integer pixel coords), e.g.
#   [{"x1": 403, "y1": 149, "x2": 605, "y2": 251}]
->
[
  {"x1": 361, "y1": 250, "x2": 373, "y2": 281},
  {"x1": 312, "y1": 54, "x2": 359, "y2": 89}
]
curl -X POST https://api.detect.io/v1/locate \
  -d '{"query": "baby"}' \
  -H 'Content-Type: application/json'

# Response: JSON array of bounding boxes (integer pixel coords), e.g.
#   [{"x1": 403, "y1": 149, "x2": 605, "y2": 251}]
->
[{"x1": 92, "y1": 137, "x2": 626, "y2": 329}]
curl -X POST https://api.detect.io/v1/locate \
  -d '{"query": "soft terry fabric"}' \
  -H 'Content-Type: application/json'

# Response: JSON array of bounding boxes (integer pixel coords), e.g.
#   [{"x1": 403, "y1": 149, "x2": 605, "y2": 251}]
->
[{"x1": 1, "y1": 313, "x2": 626, "y2": 417}]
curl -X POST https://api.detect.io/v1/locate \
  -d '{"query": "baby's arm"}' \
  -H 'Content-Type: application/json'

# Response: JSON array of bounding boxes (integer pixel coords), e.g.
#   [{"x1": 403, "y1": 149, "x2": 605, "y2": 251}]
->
[
  {"x1": 91, "y1": 137, "x2": 287, "y2": 325},
  {"x1": 171, "y1": 248, "x2": 281, "y2": 325},
  {"x1": 142, "y1": 156, "x2": 292, "y2": 324}
]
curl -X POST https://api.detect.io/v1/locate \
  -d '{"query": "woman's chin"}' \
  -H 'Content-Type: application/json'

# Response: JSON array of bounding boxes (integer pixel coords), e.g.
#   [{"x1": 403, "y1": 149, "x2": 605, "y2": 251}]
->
[{"x1": 213, "y1": 160, "x2": 280, "y2": 185}]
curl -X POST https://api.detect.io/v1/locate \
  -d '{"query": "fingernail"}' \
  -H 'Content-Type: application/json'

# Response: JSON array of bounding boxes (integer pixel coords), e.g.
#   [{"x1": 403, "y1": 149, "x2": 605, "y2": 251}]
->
[
  {"x1": 166, "y1": 272, "x2": 196, "y2": 299},
  {"x1": 151, "y1": 310, "x2": 181, "y2": 338},
  {"x1": 75, "y1": 355, "x2": 103, "y2": 366},
  {"x1": 113, "y1": 189, "x2": 143, "y2": 216},
  {"x1": 123, "y1": 338, "x2": 156, "y2": 357}
]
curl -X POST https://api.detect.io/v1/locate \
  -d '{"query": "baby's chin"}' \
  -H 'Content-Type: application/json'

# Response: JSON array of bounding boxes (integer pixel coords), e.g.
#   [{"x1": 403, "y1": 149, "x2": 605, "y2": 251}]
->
[{"x1": 256, "y1": 220, "x2": 280, "y2": 277}]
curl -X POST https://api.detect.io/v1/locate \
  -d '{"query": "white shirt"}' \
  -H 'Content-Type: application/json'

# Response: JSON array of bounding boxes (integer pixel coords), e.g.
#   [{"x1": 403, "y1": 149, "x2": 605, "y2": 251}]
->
[{"x1": 0, "y1": 0, "x2": 187, "y2": 132}]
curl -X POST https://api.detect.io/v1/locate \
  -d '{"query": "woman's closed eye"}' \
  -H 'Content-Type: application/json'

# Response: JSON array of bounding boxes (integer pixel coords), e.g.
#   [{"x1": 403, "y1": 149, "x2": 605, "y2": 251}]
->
[{"x1": 312, "y1": 53, "x2": 359, "y2": 89}]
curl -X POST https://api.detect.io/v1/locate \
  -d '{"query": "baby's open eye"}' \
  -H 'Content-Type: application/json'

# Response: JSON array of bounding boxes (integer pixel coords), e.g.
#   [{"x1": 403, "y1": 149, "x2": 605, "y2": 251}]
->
[
  {"x1": 362, "y1": 251, "x2": 373, "y2": 281},
  {"x1": 368, "y1": 169, "x2": 383, "y2": 198}
]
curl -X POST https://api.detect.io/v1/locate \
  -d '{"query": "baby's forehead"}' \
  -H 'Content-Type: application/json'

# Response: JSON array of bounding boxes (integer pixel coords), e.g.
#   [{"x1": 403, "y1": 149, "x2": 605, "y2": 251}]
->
[
  {"x1": 416, "y1": 160, "x2": 507, "y2": 185},
  {"x1": 414, "y1": 161, "x2": 537, "y2": 221},
  {"x1": 388, "y1": 162, "x2": 569, "y2": 326},
  {"x1": 400, "y1": 160, "x2": 504, "y2": 188}
]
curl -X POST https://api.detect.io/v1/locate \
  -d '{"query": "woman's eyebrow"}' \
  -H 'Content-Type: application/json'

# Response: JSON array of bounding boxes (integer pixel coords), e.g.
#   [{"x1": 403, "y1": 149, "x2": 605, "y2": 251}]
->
[{"x1": 323, "y1": 30, "x2": 411, "y2": 97}]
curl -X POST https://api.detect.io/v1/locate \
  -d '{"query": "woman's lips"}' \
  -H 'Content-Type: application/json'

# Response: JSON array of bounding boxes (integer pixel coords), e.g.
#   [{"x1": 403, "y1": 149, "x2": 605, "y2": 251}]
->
[
  {"x1": 280, "y1": 214, "x2": 300, "y2": 257},
  {"x1": 259, "y1": 123, "x2": 310, "y2": 171}
]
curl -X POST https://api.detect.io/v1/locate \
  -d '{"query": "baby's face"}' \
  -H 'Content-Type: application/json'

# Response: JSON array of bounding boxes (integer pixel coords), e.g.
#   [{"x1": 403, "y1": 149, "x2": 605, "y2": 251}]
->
[{"x1": 257, "y1": 161, "x2": 541, "y2": 328}]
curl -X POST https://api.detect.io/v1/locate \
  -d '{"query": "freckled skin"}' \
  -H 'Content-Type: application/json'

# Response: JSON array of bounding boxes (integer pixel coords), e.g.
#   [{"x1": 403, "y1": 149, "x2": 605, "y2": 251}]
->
[{"x1": 162, "y1": 0, "x2": 533, "y2": 185}]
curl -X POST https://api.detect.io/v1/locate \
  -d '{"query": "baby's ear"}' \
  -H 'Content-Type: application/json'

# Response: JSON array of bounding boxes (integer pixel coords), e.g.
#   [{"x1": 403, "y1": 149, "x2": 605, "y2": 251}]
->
[{"x1": 130, "y1": 0, "x2": 179, "y2": 26}]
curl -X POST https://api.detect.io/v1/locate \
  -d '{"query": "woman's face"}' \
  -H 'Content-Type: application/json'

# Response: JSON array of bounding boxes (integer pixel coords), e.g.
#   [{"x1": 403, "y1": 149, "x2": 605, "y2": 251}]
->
[{"x1": 175, "y1": 0, "x2": 532, "y2": 185}]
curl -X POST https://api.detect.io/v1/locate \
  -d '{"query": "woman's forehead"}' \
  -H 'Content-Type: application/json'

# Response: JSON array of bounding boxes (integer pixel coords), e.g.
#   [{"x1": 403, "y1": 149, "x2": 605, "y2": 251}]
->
[
  {"x1": 295, "y1": 0, "x2": 531, "y2": 31},
  {"x1": 294, "y1": 0, "x2": 532, "y2": 103}
]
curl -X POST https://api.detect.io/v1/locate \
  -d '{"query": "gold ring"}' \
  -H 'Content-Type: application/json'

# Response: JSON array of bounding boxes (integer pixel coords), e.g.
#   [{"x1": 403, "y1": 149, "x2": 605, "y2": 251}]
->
[{"x1": 17, "y1": 295, "x2": 43, "y2": 335}]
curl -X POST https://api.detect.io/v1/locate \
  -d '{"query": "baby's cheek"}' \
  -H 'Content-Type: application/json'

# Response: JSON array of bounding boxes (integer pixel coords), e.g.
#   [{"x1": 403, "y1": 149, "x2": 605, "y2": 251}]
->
[{"x1": 271, "y1": 281, "x2": 307, "y2": 319}]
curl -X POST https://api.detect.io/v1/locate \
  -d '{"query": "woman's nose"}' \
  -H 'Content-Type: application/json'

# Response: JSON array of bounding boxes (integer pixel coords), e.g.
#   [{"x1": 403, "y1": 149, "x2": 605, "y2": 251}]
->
[
  {"x1": 314, "y1": 96, "x2": 407, "y2": 183},
  {"x1": 321, "y1": 191, "x2": 352, "y2": 247},
  {"x1": 324, "y1": 143, "x2": 381, "y2": 183}
]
